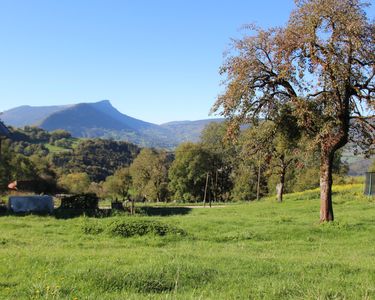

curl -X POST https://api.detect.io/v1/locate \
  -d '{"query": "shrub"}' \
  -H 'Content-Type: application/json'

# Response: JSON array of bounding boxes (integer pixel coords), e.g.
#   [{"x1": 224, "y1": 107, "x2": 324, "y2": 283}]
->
[
  {"x1": 108, "y1": 219, "x2": 186, "y2": 237},
  {"x1": 82, "y1": 218, "x2": 187, "y2": 238}
]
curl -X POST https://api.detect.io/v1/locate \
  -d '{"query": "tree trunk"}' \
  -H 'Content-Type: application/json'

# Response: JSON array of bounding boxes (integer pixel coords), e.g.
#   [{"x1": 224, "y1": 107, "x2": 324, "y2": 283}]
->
[
  {"x1": 203, "y1": 173, "x2": 209, "y2": 206},
  {"x1": 131, "y1": 198, "x2": 135, "y2": 215},
  {"x1": 320, "y1": 152, "x2": 334, "y2": 222},
  {"x1": 276, "y1": 170, "x2": 285, "y2": 203},
  {"x1": 256, "y1": 161, "x2": 261, "y2": 201},
  {"x1": 215, "y1": 170, "x2": 218, "y2": 202}
]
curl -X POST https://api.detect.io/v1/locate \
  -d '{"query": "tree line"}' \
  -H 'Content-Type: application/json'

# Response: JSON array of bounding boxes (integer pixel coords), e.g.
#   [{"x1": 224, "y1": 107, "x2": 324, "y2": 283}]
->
[
  {"x1": 96, "y1": 121, "x2": 349, "y2": 203},
  {"x1": 0, "y1": 122, "x2": 351, "y2": 204}
]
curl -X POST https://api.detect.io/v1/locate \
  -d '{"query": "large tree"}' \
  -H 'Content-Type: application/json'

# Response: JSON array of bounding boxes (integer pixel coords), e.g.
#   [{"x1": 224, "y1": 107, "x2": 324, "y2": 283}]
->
[
  {"x1": 58, "y1": 172, "x2": 91, "y2": 194},
  {"x1": 241, "y1": 117, "x2": 300, "y2": 203},
  {"x1": 129, "y1": 149, "x2": 170, "y2": 202},
  {"x1": 213, "y1": 0, "x2": 374, "y2": 221},
  {"x1": 200, "y1": 123, "x2": 235, "y2": 201},
  {"x1": 169, "y1": 142, "x2": 215, "y2": 202},
  {"x1": 103, "y1": 167, "x2": 132, "y2": 200}
]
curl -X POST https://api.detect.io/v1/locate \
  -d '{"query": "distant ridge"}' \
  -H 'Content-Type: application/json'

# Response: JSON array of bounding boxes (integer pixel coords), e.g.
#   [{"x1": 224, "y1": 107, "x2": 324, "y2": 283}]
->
[
  {"x1": 86, "y1": 100, "x2": 158, "y2": 131},
  {"x1": 40, "y1": 102, "x2": 133, "y2": 136},
  {"x1": 160, "y1": 118, "x2": 224, "y2": 143},
  {"x1": 1, "y1": 100, "x2": 224, "y2": 148},
  {"x1": 1, "y1": 104, "x2": 72, "y2": 128}
]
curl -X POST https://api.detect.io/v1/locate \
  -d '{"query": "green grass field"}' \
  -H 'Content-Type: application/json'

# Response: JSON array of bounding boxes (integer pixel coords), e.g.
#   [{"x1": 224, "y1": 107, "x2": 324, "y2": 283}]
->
[
  {"x1": 45, "y1": 138, "x2": 79, "y2": 153},
  {"x1": 1, "y1": 184, "x2": 374, "y2": 299}
]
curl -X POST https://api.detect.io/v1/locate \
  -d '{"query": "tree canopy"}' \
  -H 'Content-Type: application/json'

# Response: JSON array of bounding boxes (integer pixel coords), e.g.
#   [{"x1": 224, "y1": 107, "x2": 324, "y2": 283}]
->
[{"x1": 130, "y1": 148, "x2": 170, "y2": 202}]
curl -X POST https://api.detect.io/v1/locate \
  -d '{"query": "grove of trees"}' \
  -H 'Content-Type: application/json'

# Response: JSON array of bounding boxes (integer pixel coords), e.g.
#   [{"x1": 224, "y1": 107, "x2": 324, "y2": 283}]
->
[{"x1": 0, "y1": 121, "x2": 351, "y2": 207}]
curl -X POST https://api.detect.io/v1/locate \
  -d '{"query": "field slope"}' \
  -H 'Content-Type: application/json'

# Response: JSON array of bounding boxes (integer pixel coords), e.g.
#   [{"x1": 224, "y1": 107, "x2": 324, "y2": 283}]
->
[{"x1": 0, "y1": 184, "x2": 374, "y2": 299}]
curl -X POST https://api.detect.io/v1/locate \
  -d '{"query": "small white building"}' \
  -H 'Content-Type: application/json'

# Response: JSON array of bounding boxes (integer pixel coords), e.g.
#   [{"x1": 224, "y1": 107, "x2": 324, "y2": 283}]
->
[{"x1": 8, "y1": 195, "x2": 54, "y2": 213}]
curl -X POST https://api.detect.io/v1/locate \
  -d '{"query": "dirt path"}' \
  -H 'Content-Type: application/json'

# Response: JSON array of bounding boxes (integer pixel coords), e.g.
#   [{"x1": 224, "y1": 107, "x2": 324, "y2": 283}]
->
[{"x1": 180, "y1": 205, "x2": 227, "y2": 208}]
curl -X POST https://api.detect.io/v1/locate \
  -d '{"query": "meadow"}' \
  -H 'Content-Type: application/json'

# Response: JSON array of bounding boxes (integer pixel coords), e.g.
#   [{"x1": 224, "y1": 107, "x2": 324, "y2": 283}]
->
[{"x1": 0, "y1": 183, "x2": 374, "y2": 299}]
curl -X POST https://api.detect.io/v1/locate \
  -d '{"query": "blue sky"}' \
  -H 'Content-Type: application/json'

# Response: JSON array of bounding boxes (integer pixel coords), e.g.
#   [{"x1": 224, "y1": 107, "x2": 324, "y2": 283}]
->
[{"x1": 0, "y1": 0, "x2": 373, "y2": 124}]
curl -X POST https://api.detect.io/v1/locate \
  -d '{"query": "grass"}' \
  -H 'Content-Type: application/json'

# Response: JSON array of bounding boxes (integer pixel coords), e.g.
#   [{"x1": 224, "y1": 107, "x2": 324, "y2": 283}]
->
[
  {"x1": 45, "y1": 138, "x2": 79, "y2": 153},
  {"x1": 44, "y1": 143, "x2": 67, "y2": 153},
  {"x1": 0, "y1": 183, "x2": 374, "y2": 299}
]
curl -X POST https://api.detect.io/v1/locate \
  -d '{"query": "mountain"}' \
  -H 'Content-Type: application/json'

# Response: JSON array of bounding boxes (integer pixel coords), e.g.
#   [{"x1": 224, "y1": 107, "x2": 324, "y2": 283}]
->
[
  {"x1": 160, "y1": 119, "x2": 224, "y2": 143},
  {"x1": 1, "y1": 104, "x2": 72, "y2": 128},
  {"x1": 1, "y1": 100, "x2": 224, "y2": 148},
  {"x1": 40, "y1": 100, "x2": 160, "y2": 135}
]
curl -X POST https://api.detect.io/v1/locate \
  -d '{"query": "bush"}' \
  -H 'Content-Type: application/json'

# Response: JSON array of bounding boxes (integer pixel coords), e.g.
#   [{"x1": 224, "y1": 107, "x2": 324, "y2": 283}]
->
[
  {"x1": 82, "y1": 218, "x2": 187, "y2": 238},
  {"x1": 108, "y1": 219, "x2": 186, "y2": 237}
]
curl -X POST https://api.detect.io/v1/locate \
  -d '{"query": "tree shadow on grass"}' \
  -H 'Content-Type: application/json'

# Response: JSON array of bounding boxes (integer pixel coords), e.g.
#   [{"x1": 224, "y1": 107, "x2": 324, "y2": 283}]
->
[
  {"x1": 0, "y1": 206, "x2": 193, "y2": 219},
  {"x1": 138, "y1": 206, "x2": 192, "y2": 216},
  {"x1": 53, "y1": 208, "x2": 112, "y2": 219},
  {"x1": 0, "y1": 207, "x2": 112, "y2": 219}
]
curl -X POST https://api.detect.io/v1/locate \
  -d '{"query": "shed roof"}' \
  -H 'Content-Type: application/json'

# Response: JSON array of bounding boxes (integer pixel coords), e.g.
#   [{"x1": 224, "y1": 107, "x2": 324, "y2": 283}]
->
[{"x1": 0, "y1": 121, "x2": 10, "y2": 137}]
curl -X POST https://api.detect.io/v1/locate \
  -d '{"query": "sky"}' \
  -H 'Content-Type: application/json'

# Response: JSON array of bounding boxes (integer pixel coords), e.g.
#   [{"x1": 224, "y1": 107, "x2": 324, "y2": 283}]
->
[{"x1": 0, "y1": 0, "x2": 374, "y2": 124}]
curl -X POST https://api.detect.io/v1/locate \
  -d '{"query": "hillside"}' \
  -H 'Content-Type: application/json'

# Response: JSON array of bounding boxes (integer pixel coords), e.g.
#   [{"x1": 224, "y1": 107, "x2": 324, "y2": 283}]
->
[
  {"x1": 0, "y1": 184, "x2": 374, "y2": 299},
  {"x1": 0, "y1": 126, "x2": 141, "y2": 185},
  {"x1": 1, "y1": 100, "x2": 223, "y2": 148}
]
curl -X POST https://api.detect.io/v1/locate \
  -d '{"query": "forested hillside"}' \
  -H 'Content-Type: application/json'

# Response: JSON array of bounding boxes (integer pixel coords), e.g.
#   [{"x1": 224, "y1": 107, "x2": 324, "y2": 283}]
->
[{"x1": 0, "y1": 126, "x2": 140, "y2": 194}]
